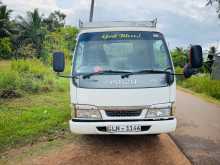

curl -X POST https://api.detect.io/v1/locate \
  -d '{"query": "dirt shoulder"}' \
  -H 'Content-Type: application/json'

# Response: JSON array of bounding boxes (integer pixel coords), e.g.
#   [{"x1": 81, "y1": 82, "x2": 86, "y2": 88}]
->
[{"x1": 0, "y1": 134, "x2": 190, "y2": 165}]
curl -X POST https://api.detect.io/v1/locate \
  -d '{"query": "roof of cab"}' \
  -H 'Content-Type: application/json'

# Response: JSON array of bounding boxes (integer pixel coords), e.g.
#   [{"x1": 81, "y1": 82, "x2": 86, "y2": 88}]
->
[{"x1": 78, "y1": 20, "x2": 159, "y2": 34}]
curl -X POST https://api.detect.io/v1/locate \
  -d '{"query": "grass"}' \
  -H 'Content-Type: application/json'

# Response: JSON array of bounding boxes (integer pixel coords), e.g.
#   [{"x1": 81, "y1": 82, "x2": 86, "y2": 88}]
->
[
  {"x1": 0, "y1": 89, "x2": 71, "y2": 152},
  {"x1": 178, "y1": 74, "x2": 220, "y2": 100},
  {"x1": 0, "y1": 60, "x2": 10, "y2": 71},
  {"x1": 175, "y1": 67, "x2": 220, "y2": 101},
  {"x1": 177, "y1": 86, "x2": 220, "y2": 105},
  {"x1": 0, "y1": 60, "x2": 71, "y2": 152},
  {"x1": 0, "y1": 59, "x2": 66, "y2": 99}
]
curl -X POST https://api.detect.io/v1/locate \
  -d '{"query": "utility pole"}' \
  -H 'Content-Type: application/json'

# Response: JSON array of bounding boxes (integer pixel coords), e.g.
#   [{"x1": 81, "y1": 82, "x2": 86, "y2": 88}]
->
[{"x1": 89, "y1": 0, "x2": 95, "y2": 22}]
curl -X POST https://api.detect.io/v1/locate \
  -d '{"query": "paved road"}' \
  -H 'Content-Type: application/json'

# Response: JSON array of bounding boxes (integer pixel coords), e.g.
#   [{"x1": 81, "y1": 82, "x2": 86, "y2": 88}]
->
[{"x1": 171, "y1": 90, "x2": 220, "y2": 165}]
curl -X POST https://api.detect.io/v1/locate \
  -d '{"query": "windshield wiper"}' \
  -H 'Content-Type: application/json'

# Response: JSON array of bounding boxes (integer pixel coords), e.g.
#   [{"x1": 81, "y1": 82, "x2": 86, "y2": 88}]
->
[
  {"x1": 82, "y1": 70, "x2": 132, "y2": 79},
  {"x1": 121, "y1": 69, "x2": 173, "y2": 78}
]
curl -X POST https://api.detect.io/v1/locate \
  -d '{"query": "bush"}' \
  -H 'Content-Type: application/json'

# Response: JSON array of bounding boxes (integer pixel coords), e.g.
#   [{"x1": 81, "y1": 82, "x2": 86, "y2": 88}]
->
[
  {"x1": 171, "y1": 48, "x2": 188, "y2": 68},
  {"x1": 0, "y1": 71, "x2": 21, "y2": 98},
  {"x1": 175, "y1": 67, "x2": 185, "y2": 82},
  {"x1": 180, "y1": 74, "x2": 220, "y2": 100},
  {"x1": 40, "y1": 49, "x2": 52, "y2": 64},
  {"x1": 11, "y1": 60, "x2": 56, "y2": 93},
  {"x1": 0, "y1": 37, "x2": 13, "y2": 59},
  {"x1": 17, "y1": 43, "x2": 36, "y2": 59},
  {"x1": 44, "y1": 26, "x2": 78, "y2": 60},
  {"x1": 11, "y1": 59, "x2": 51, "y2": 78},
  {"x1": 0, "y1": 59, "x2": 65, "y2": 98}
]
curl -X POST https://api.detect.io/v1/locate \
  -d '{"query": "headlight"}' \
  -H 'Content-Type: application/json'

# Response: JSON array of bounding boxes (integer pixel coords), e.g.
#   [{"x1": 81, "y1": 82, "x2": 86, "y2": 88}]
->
[
  {"x1": 146, "y1": 106, "x2": 172, "y2": 119},
  {"x1": 72, "y1": 104, "x2": 102, "y2": 120}
]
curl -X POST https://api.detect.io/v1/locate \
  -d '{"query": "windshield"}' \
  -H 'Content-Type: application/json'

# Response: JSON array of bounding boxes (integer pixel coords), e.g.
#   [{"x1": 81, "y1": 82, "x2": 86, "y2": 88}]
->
[{"x1": 73, "y1": 31, "x2": 172, "y2": 74}]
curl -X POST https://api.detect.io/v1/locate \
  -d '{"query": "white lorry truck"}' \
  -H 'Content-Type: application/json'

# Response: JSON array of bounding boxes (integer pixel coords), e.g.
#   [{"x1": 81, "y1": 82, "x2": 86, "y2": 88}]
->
[{"x1": 52, "y1": 20, "x2": 203, "y2": 135}]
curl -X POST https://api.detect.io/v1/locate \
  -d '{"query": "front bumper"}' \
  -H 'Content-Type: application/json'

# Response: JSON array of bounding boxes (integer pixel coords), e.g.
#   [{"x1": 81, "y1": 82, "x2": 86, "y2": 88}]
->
[{"x1": 69, "y1": 118, "x2": 177, "y2": 135}]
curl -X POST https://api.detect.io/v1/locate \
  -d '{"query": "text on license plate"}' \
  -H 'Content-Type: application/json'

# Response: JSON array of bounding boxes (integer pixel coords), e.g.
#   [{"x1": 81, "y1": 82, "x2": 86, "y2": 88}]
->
[{"x1": 107, "y1": 125, "x2": 141, "y2": 133}]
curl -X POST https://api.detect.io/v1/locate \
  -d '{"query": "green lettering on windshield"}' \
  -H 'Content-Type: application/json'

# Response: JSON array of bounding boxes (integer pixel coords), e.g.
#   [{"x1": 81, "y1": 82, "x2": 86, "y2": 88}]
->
[{"x1": 101, "y1": 33, "x2": 142, "y2": 40}]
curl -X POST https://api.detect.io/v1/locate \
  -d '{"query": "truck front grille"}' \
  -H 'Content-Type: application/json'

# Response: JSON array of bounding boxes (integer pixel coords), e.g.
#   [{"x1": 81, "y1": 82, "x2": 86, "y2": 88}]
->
[{"x1": 105, "y1": 110, "x2": 142, "y2": 117}]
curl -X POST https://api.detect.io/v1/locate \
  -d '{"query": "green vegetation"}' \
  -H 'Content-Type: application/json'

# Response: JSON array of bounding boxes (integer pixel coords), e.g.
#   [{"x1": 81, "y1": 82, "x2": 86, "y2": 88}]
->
[
  {"x1": 171, "y1": 47, "x2": 188, "y2": 68},
  {"x1": 0, "y1": 2, "x2": 78, "y2": 99},
  {"x1": 44, "y1": 26, "x2": 78, "y2": 60},
  {"x1": 0, "y1": 51, "x2": 74, "y2": 154},
  {"x1": 0, "y1": 60, "x2": 71, "y2": 152},
  {"x1": 0, "y1": 37, "x2": 12, "y2": 59},
  {"x1": 0, "y1": 2, "x2": 78, "y2": 61},
  {"x1": 0, "y1": 88, "x2": 70, "y2": 152},
  {"x1": 179, "y1": 75, "x2": 220, "y2": 100},
  {"x1": 0, "y1": 2, "x2": 76, "y2": 152},
  {"x1": 171, "y1": 48, "x2": 220, "y2": 101},
  {"x1": 0, "y1": 60, "x2": 66, "y2": 98}
]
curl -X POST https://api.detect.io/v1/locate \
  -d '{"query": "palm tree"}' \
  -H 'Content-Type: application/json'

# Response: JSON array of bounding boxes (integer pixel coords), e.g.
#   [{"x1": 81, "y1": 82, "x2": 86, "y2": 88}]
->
[
  {"x1": 43, "y1": 10, "x2": 66, "y2": 32},
  {"x1": 17, "y1": 9, "x2": 47, "y2": 58},
  {"x1": 0, "y1": 5, "x2": 13, "y2": 37}
]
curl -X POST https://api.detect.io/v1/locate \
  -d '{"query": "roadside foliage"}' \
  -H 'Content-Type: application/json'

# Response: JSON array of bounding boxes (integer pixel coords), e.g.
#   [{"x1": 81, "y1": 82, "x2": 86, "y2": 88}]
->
[
  {"x1": 171, "y1": 47, "x2": 220, "y2": 101},
  {"x1": 0, "y1": 2, "x2": 76, "y2": 152}
]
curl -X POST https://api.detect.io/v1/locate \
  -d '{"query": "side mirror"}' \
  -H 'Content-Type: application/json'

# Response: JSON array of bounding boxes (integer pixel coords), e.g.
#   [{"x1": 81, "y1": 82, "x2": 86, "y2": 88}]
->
[
  {"x1": 183, "y1": 45, "x2": 203, "y2": 78},
  {"x1": 53, "y1": 52, "x2": 65, "y2": 73},
  {"x1": 189, "y1": 45, "x2": 203, "y2": 68}
]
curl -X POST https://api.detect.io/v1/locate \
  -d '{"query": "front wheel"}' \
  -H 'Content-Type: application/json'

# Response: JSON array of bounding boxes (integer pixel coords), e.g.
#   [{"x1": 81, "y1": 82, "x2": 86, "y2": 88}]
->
[{"x1": 151, "y1": 134, "x2": 160, "y2": 136}]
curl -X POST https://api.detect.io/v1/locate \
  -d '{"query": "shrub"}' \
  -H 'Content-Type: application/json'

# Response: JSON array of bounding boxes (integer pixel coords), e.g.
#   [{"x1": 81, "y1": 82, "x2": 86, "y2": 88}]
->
[
  {"x1": 0, "y1": 37, "x2": 12, "y2": 59},
  {"x1": 11, "y1": 60, "x2": 30, "y2": 73},
  {"x1": 0, "y1": 59, "x2": 66, "y2": 98},
  {"x1": 18, "y1": 73, "x2": 41, "y2": 93},
  {"x1": 175, "y1": 67, "x2": 185, "y2": 82},
  {"x1": 180, "y1": 74, "x2": 220, "y2": 100},
  {"x1": 171, "y1": 48, "x2": 188, "y2": 68},
  {"x1": 0, "y1": 71, "x2": 21, "y2": 98},
  {"x1": 11, "y1": 59, "x2": 50, "y2": 76},
  {"x1": 17, "y1": 43, "x2": 36, "y2": 59},
  {"x1": 44, "y1": 26, "x2": 78, "y2": 60},
  {"x1": 11, "y1": 59, "x2": 54, "y2": 93},
  {"x1": 39, "y1": 49, "x2": 52, "y2": 64}
]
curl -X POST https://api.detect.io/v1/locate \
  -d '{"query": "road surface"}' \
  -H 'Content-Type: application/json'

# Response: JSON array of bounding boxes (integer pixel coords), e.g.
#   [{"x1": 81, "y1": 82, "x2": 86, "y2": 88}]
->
[{"x1": 171, "y1": 90, "x2": 220, "y2": 165}]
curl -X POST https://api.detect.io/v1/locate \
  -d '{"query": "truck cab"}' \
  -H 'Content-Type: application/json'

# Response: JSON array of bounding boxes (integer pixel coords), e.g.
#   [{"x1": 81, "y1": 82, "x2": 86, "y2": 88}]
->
[{"x1": 52, "y1": 20, "x2": 203, "y2": 135}]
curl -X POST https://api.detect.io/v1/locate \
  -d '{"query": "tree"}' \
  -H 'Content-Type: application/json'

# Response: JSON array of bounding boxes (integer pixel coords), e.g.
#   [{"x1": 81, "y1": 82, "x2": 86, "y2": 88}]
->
[
  {"x1": 60, "y1": 26, "x2": 78, "y2": 52},
  {"x1": 0, "y1": 37, "x2": 12, "y2": 59},
  {"x1": 17, "y1": 9, "x2": 47, "y2": 58},
  {"x1": 44, "y1": 26, "x2": 78, "y2": 59},
  {"x1": 171, "y1": 47, "x2": 188, "y2": 68},
  {"x1": 0, "y1": 5, "x2": 13, "y2": 37},
  {"x1": 43, "y1": 10, "x2": 66, "y2": 32},
  {"x1": 204, "y1": 46, "x2": 217, "y2": 73},
  {"x1": 0, "y1": 3, "x2": 16, "y2": 59},
  {"x1": 207, "y1": 0, "x2": 220, "y2": 18}
]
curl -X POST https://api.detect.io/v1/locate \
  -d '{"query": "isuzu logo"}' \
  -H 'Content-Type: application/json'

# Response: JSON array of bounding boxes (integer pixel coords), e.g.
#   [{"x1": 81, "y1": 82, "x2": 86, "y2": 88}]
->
[{"x1": 110, "y1": 79, "x2": 137, "y2": 86}]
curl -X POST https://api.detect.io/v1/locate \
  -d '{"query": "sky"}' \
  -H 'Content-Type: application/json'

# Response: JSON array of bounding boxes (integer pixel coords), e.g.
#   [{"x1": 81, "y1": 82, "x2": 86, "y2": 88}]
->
[{"x1": 3, "y1": 0, "x2": 220, "y2": 50}]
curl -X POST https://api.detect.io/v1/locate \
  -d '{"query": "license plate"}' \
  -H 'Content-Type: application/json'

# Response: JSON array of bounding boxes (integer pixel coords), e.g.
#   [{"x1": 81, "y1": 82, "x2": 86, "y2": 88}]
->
[{"x1": 107, "y1": 125, "x2": 141, "y2": 133}]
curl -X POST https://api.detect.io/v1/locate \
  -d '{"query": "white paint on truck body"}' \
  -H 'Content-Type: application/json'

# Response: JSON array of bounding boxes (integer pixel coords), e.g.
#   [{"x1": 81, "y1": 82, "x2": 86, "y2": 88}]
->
[{"x1": 69, "y1": 24, "x2": 177, "y2": 135}]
